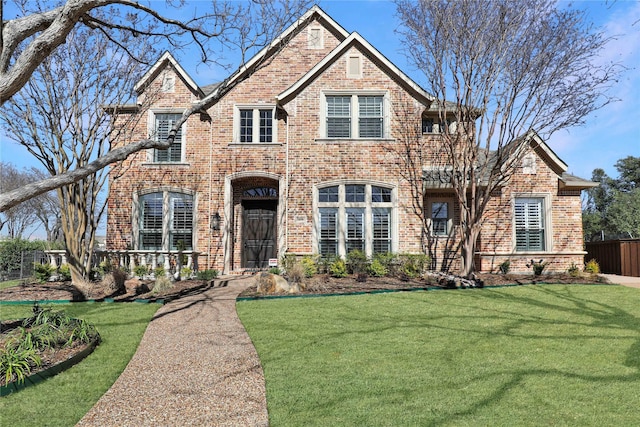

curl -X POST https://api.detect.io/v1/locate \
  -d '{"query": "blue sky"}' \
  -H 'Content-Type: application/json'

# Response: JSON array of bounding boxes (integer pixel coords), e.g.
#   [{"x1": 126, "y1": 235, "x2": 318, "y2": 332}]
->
[{"x1": 1, "y1": 0, "x2": 638, "y2": 182}]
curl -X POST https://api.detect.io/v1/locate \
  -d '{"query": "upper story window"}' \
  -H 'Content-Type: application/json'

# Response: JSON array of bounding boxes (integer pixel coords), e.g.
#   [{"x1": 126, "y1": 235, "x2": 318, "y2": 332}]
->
[
  {"x1": 138, "y1": 191, "x2": 193, "y2": 250},
  {"x1": 323, "y1": 93, "x2": 387, "y2": 139},
  {"x1": 514, "y1": 197, "x2": 546, "y2": 251},
  {"x1": 234, "y1": 105, "x2": 277, "y2": 143},
  {"x1": 422, "y1": 117, "x2": 454, "y2": 134},
  {"x1": 316, "y1": 183, "x2": 395, "y2": 257},
  {"x1": 152, "y1": 113, "x2": 184, "y2": 163}
]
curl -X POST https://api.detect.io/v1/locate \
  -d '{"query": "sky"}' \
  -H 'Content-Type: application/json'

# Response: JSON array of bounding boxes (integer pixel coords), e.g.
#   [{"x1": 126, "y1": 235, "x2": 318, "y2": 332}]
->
[{"x1": 1, "y1": 0, "x2": 639, "y2": 201}]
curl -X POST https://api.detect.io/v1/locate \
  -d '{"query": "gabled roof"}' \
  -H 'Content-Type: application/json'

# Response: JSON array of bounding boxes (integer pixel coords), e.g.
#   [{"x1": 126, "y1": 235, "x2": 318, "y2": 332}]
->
[
  {"x1": 423, "y1": 130, "x2": 596, "y2": 191},
  {"x1": 201, "y1": 5, "x2": 349, "y2": 105},
  {"x1": 134, "y1": 51, "x2": 203, "y2": 96},
  {"x1": 276, "y1": 31, "x2": 434, "y2": 105}
]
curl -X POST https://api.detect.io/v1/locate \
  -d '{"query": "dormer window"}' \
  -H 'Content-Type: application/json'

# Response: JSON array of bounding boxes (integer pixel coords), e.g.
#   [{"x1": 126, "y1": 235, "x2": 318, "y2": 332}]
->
[{"x1": 422, "y1": 117, "x2": 454, "y2": 134}]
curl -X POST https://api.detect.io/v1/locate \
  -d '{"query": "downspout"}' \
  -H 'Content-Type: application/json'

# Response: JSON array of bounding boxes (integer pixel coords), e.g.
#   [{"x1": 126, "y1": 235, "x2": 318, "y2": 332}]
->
[
  {"x1": 207, "y1": 112, "x2": 214, "y2": 268},
  {"x1": 285, "y1": 107, "x2": 290, "y2": 253}
]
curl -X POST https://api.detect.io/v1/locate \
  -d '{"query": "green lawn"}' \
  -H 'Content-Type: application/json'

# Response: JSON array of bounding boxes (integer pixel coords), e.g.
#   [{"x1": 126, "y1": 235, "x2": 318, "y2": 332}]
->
[
  {"x1": 0, "y1": 302, "x2": 159, "y2": 427},
  {"x1": 0, "y1": 279, "x2": 21, "y2": 290},
  {"x1": 237, "y1": 285, "x2": 640, "y2": 426}
]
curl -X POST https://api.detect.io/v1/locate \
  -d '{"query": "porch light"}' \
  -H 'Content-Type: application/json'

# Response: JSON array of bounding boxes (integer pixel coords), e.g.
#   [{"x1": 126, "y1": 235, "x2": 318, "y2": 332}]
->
[{"x1": 210, "y1": 212, "x2": 221, "y2": 231}]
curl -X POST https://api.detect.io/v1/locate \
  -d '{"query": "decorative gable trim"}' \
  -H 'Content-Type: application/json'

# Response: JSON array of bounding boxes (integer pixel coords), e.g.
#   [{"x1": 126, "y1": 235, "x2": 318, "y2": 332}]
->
[
  {"x1": 134, "y1": 51, "x2": 202, "y2": 96},
  {"x1": 276, "y1": 32, "x2": 433, "y2": 105}
]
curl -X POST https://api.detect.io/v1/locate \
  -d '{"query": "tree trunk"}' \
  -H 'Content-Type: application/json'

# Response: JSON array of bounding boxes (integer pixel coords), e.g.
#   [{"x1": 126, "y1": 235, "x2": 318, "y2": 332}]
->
[{"x1": 460, "y1": 225, "x2": 481, "y2": 278}]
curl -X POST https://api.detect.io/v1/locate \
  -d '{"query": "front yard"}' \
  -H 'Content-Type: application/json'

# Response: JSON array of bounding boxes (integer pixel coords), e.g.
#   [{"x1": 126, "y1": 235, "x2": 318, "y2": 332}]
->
[{"x1": 238, "y1": 284, "x2": 640, "y2": 426}]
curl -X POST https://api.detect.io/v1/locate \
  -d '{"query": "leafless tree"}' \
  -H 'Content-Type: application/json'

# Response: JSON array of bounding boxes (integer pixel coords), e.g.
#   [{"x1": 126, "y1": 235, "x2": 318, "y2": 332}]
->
[
  {"x1": 395, "y1": 0, "x2": 621, "y2": 277},
  {"x1": 0, "y1": 0, "x2": 313, "y2": 212},
  {"x1": 0, "y1": 22, "x2": 155, "y2": 284},
  {"x1": 0, "y1": 162, "x2": 39, "y2": 238}
]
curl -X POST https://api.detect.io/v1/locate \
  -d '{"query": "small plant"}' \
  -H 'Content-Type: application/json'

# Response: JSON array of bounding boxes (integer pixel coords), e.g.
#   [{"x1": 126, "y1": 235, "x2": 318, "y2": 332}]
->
[
  {"x1": 153, "y1": 266, "x2": 166, "y2": 278},
  {"x1": 368, "y1": 258, "x2": 388, "y2": 277},
  {"x1": 499, "y1": 260, "x2": 511, "y2": 274},
  {"x1": 153, "y1": 275, "x2": 173, "y2": 294},
  {"x1": 0, "y1": 346, "x2": 42, "y2": 385},
  {"x1": 329, "y1": 258, "x2": 347, "y2": 278},
  {"x1": 584, "y1": 259, "x2": 600, "y2": 275},
  {"x1": 268, "y1": 267, "x2": 281, "y2": 275},
  {"x1": 180, "y1": 267, "x2": 193, "y2": 278},
  {"x1": 568, "y1": 262, "x2": 581, "y2": 277},
  {"x1": 58, "y1": 264, "x2": 72, "y2": 281},
  {"x1": 133, "y1": 264, "x2": 149, "y2": 279},
  {"x1": 33, "y1": 263, "x2": 55, "y2": 283},
  {"x1": 373, "y1": 252, "x2": 397, "y2": 276},
  {"x1": 526, "y1": 259, "x2": 548, "y2": 276},
  {"x1": 287, "y1": 263, "x2": 306, "y2": 284},
  {"x1": 300, "y1": 255, "x2": 318, "y2": 278},
  {"x1": 280, "y1": 254, "x2": 297, "y2": 274},
  {"x1": 398, "y1": 253, "x2": 429, "y2": 279},
  {"x1": 197, "y1": 269, "x2": 219, "y2": 281},
  {"x1": 346, "y1": 250, "x2": 368, "y2": 275}
]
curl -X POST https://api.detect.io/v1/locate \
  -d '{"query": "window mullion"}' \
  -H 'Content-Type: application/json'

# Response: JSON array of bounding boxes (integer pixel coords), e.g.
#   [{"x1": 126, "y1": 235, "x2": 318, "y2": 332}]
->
[{"x1": 352, "y1": 95, "x2": 357, "y2": 139}]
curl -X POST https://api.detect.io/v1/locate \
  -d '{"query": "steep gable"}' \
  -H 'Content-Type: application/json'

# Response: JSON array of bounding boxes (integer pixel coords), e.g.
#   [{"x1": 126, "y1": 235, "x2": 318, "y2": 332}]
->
[
  {"x1": 277, "y1": 32, "x2": 433, "y2": 106},
  {"x1": 134, "y1": 51, "x2": 203, "y2": 97}
]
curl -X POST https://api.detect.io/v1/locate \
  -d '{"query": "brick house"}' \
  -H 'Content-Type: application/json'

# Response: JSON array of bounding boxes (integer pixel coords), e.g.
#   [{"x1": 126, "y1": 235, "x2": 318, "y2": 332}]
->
[{"x1": 106, "y1": 6, "x2": 595, "y2": 275}]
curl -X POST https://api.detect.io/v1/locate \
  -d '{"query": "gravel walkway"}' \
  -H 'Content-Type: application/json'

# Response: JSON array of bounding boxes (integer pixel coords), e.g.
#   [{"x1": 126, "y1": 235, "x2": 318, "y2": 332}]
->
[{"x1": 77, "y1": 275, "x2": 268, "y2": 427}]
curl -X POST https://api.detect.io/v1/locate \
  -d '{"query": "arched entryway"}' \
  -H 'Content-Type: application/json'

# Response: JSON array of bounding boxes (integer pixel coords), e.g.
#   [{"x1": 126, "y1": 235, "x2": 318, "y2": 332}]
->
[{"x1": 224, "y1": 173, "x2": 284, "y2": 272}]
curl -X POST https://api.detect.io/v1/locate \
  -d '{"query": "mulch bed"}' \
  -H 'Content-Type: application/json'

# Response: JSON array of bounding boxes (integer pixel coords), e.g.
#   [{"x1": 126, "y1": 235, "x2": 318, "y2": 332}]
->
[{"x1": 0, "y1": 272, "x2": 610, "y2": 303}]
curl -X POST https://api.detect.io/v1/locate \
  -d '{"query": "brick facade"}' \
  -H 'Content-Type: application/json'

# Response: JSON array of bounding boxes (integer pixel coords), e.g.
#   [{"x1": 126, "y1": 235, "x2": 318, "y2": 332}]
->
[{"x1": 106, "y1": 7, "x2": 590, "y2": 274}]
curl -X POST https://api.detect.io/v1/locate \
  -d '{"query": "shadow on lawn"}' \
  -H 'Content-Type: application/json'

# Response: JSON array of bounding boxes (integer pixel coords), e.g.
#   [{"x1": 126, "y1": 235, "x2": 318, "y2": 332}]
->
[{"x1": 425, "y1": 286, "x2": 640, "y2": 425}]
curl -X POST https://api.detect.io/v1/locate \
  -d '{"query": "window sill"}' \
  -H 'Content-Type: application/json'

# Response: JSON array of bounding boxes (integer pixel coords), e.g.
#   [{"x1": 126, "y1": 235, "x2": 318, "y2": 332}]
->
[
  {"x1": 141, "y1": 162, "x2": 191, "y2": 167},
  {"x1": 228, "y1": 142, "x2": 283, "y2": 147},
  {"x1": 315, "y1": 138, "x2": 395, "y2": 144}
]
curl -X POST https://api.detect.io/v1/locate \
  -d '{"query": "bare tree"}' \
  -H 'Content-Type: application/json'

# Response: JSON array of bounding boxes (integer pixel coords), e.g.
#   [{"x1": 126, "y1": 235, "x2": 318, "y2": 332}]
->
[
  {"x1": 395, "y1": 0, "x2": 620, "y2": 277},
  {"x1": 0, "y1": 0, "x2": 313, "y2": 212},
  {"x1": 0, "y1": 22, "x2": 155, "y2": 284},
  {"x1": 0, "y1": 162, "x2": 39, "y2": 238},
  {"x1": 29, "y1": 168, "x2": 63, "y2": 243}
]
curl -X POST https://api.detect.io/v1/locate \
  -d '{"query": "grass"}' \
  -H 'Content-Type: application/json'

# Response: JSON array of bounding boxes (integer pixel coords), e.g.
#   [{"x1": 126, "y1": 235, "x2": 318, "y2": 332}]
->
[
  {"x1": 237, "y1": 284, "x2": 640, "y2": 426},
  {"x1": 0, "y1": 302, "x2": 159, "y2": 426},
  {"x1": 0, "y1": 279, "x2": 22, "y2": 290}
]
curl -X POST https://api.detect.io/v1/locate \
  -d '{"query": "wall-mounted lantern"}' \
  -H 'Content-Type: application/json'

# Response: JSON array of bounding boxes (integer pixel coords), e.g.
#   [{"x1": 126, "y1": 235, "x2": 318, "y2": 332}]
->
[{"x1": 210, "y1": 212, "x2": 221, "y2": 231}]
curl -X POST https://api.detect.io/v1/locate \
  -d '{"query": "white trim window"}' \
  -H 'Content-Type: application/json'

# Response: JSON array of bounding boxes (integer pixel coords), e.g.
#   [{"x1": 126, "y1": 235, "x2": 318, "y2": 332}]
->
[
  {"x1": 151, "y1": 112, "x2": 184, "y2": 163},
  {"x1": 139, "y1": 191, "x2": 194, "y2": 250},
  {"x1": 323, "y1": 93, "x2": 387, "y2": 139},
  {"x1": 514, "y1": 197, "x2": 546, "y2": 251},
  {"x1": 234, "y1": 105, "x2": 277, "y2": 143},
  {"x1": 308, "y1": 26, "x2": 324, "y2": 49},
  {"x1": 316, "y1": 183, "x2": 394, "y2": 257},
  {"x1": 428, "y1": 199, "x2": 453, "y2": 236}
]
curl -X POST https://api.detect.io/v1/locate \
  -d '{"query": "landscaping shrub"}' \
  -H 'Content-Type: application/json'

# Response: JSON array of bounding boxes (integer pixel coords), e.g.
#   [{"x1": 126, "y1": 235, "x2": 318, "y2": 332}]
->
[
  {"x1": 287, "y1": 263, "x2": 306, "y2": 284},
  {"x1": 499, "y1": 260, "x2": 511, "y2": 274},
  {"x1": 397, "y1": 253, "x2": 428, "y2": 279},
  {"x1": 33, "y1": 263, "x2": 56, "y2": 283},
  {"x1": 268, "y1": 267, "x2": 281, "y2": 275},
  {"x1": 153, "y1": 276, "x2": 173, "y2": 294},
  {"x1": 300, "y1": 255, "x2": 318, "y2": 278},
  {"x1": 180, "y1": 267, "x2": 193, "y2": 278},
  {"x1": 133, "y1": 265, "x2": 148, "y2": 279},
  {"x1": 153, "y1": 266, "x2": 166, "y2": 278},
  {"x1": 1, "y1": 305, "x2": 100, "y2": 386},
  {"x1": 58, "y1": 264, "x2": 72, "y2": 281},
  {"x1": 280, "y1": 253, "x2": 297, "y2": 274},
  {"x1": 346, "y1": 250, "x2": 368, "y2": 275},
  {"x1": 368, "y1": 258, "x2": 388, "y2": 277},
  {"x1": 197, "y1": 269, "x2": 218, "y2": 281},
  {"x1": 585, "y1": 259, "x2": 600, "y2": 275},
  {"x1": 568, "y1": 262, "x2": 581, "y2": 277},
  {"x1": 526, "y1": 259, "x2": 548, "y2": 276},
  {"x1": 329, "y1": 258, "x2": 347, "y2": 278}
]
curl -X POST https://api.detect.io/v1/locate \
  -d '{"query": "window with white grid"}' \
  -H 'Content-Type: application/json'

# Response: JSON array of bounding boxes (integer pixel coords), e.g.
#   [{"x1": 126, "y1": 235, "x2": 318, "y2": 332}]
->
[
  {"x1": 515, "y1": 198, "x2": 546, "y2": 251},
  {"x1": 153, "y1": 113, "x2": 183, "y2": 162}
]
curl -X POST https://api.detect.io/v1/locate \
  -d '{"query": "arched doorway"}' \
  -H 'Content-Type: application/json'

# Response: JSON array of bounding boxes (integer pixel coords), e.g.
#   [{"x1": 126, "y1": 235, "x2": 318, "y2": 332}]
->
[{"x1": 226, "y1": 175, "x2": 281, "y2": 271}]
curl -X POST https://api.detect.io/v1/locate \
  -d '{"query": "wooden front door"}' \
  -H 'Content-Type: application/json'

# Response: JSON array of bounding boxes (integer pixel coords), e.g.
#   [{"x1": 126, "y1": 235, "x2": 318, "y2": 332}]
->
[{"x1": 242, "y1": 200, "x2": 277, "y2": 268}]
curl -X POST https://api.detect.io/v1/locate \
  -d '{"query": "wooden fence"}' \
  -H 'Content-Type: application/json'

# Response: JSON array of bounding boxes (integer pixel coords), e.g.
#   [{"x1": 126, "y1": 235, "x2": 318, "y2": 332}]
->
[{"x1": 585, "y1": 239, "x2": 640, "y2": 277}]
